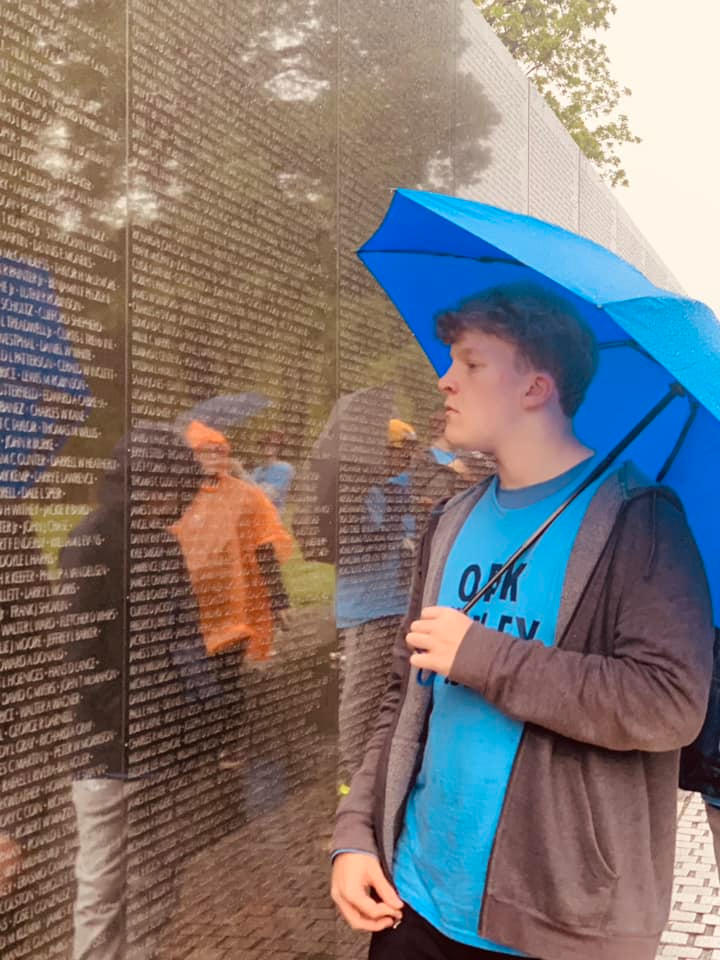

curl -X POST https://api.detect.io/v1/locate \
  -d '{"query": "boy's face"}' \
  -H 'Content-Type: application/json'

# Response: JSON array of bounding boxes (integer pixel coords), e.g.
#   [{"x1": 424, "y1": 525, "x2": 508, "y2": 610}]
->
[{"x1": 438, "y1": 329, "x2": 537, "y2": 453}]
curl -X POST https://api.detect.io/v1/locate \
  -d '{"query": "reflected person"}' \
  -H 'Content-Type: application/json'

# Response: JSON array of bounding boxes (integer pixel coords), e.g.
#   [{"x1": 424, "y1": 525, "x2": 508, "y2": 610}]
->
[
  {"x1": 172, "y1": 421, "x2": 293, "y2": 767},
  {"x1": 251, "y1": 429, "x2": 296, "y2": 513},
  {"x1": 0, "y1": 511, "x2": 57, "y2": 958},
  {"x1": 408, "y1": 410, "x2": 470, "y2": 520},
  {"x1": 61, "y1": 426, "x2": 209, "y2": 960},
  {"x1": 337, "y1": 418, "x2": 417, "y2": 793}
]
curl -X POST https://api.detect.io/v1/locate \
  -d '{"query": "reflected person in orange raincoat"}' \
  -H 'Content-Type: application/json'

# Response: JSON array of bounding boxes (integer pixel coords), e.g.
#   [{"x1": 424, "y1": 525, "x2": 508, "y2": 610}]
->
[{"x1": 173, "y1": 420, "x2": 293, "y2": 664}]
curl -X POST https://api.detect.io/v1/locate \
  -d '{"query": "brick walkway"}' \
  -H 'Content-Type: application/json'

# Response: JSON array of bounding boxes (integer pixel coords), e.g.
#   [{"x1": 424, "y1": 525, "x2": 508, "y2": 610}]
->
[
  {"x1": 147, "y1": 777, "x2": 720, "y2": 959},
  {"x1": 148, "y1": 759, "x2": 354, "y2": 960},
  {"x1": 658, "y1": 793, "x2": 720, "y2": 960}
]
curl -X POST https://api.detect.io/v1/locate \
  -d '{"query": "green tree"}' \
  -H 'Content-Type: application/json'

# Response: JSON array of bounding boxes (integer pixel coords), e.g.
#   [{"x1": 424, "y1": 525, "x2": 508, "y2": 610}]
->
[{"x1": 475, "y1": 0, "x2": 640, "y2": 186}]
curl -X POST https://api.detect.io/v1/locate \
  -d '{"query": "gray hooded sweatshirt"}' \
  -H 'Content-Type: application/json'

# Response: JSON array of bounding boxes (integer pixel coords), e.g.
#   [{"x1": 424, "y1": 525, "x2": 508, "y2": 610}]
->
[{"x1": 332, "y1": 463, "x2": 714, "y2": 960}]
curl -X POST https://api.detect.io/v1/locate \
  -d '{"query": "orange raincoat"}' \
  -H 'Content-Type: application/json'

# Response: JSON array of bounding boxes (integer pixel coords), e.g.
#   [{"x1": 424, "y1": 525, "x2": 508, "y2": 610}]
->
[{"x1": 173, "y1": 472, "x2": 293, "y2": 661}]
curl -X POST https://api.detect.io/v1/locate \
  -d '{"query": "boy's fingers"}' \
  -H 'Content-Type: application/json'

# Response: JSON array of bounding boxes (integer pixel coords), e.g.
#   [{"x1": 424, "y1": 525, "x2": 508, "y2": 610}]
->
[
  {"x1": 368, "y1": 860, "x2": 403, "y2": 911},
  {"x1": 355, "y1": 889, "x2": 398, "y2": 922},
  {"x1": 406, "y1": 631, "x2": 428, "y2": 649},
  {"x1": 407, "y1": 627, "x2": 438, "y2": 647},
  {"x1": 335, "y1": 895, "x2": 395, "y2": 932},
  {"x1": 410, "y1": 652, "x2": 432, "y2": 670},
  {"x1": 420, "y1": 606, "x2": 444, "y2": 619},
  {"x1": 335, "y1": 886, "x2": 398, "y2": 925}
]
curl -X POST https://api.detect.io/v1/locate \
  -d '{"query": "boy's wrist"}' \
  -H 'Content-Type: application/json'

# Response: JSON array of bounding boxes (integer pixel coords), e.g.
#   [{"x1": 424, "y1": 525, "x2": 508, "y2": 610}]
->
[{"x1": 331, "y1": 848, "x2": 377, "y2": 863}]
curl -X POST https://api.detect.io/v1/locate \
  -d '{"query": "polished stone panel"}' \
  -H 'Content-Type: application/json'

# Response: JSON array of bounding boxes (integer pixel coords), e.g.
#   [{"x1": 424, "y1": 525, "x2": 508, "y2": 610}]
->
[
  {"x1": 127, "y1": 0, "x2": 338, "y2": 954},
  {"x1": 615, "y1": 200, "x2": 648, "y2": 274},
  {"x1": 454, "y1": 0, "x2": 528, "y2": 210},
  {"x1": 579, "y1": 156, "x2": 617, "y2": 250},
  {"x1": 643, "y1": 241, "x2": 673, "y2": 289},
  {"x1": 0, "y1": 1, "x2": 126, "y2": 956},
  {"x1": 528, "y1": 87, "x2": 580, "y2": 231}
]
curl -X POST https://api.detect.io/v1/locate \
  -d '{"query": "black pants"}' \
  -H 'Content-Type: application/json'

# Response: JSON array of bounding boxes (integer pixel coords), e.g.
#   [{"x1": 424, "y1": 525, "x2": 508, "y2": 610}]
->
[{"x1": 369, "y1": 905, "x2": 540, "y2": 960}]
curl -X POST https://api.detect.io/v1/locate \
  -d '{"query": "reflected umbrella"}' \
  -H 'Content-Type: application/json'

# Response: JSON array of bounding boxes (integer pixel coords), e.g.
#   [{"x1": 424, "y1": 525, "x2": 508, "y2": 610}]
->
[
  {"x1": 174, "y1": 392, "x2": 271, "y2": 432},
  {"x1": 291, "y1": 385, "x2": 397, "y2": 564}
]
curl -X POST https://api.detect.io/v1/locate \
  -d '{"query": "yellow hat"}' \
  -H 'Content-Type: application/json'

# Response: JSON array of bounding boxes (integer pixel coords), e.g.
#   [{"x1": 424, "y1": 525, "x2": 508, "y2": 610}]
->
[{"x1": 387, "y1": 418, "x2": 417, "y2": 447}]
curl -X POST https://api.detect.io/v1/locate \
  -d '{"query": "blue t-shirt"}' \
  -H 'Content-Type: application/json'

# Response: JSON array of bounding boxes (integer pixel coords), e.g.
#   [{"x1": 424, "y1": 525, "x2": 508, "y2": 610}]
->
[{"x1": 393, "y1": 455, "x2": 606, "y2": 951}]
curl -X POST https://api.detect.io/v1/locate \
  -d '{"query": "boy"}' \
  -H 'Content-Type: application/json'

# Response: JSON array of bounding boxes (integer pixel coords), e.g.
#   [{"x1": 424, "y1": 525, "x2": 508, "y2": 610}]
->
[{"x1": 331, "y1": 283, "x2": 714, "y2": 960}]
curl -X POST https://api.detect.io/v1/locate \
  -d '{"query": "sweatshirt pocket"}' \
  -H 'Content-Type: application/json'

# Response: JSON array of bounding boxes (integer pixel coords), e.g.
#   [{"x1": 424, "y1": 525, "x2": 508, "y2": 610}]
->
[
  {"x1": 565, "y1": 760, "x2": 618, "y2": 890},
  {"x1": 487, "y1": 750, "x2": 619, "y2": 930}
]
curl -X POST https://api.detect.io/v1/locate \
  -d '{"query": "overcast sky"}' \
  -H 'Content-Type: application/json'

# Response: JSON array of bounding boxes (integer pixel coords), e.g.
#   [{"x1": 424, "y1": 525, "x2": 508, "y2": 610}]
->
[{"x1": 604, "y1": 0, "x2": 720, "y2": 316}]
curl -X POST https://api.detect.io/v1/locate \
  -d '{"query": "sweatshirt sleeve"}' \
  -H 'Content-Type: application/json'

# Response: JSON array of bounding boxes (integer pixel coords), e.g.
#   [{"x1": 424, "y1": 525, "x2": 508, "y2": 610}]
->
[{"x1": 448, "y1": 495, "x2": 714, "y2": 752}]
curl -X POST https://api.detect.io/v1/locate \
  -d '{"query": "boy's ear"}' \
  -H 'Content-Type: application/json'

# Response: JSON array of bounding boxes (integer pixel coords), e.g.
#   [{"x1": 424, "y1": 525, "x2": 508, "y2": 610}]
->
[{"x1": 524, "y1": 372, "x2": 556, "y2": 410}]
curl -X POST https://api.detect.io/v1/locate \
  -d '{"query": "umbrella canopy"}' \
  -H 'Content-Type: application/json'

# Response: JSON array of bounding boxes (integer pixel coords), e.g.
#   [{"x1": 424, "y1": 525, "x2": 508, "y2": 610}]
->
[
  {"x1": 359, "y1": 189, "x2": 720, "y2": 619},
  {"x1": 174, "y1": 392, "x2": 271, "y2": 433}
]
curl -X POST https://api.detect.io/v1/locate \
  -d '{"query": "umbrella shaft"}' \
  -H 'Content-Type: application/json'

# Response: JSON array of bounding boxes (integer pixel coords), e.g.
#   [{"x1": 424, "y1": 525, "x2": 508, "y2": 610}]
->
[{"x1": 461, "y1": 382, "x2": 685, "y2": 616}]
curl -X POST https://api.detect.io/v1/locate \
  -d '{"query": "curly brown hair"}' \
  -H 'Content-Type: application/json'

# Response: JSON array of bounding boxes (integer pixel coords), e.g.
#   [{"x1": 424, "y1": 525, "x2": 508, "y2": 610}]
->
[{"x1": 436, "y1": 282, "x2": 599, "y2": 417}]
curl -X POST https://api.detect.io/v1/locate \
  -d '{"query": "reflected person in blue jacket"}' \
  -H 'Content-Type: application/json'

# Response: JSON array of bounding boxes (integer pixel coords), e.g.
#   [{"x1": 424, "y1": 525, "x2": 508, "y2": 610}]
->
[
  {"x1": 251, "y1": 430, "x2": 296, "y2": 514},
  {"x1": 337, "y1": 419, "x2": 418, "y2": 793}
]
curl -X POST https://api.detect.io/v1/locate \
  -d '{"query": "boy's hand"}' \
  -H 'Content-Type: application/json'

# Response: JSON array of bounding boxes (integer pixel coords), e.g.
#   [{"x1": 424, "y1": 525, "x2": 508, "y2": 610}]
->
[
  {"x1": 406, "y1": 606, "x2": 473, "y2": 677},
  {"x1": 331, "y1": 853, "x2": 403, "y2": 932}
]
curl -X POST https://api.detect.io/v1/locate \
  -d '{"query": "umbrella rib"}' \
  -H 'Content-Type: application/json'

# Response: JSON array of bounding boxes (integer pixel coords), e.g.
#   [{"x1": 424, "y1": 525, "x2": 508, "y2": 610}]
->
[
  {"x1": 599, "y1": 338, "x2": 653, "y2": 360},
  {"x1": 656, "y1": 400, "x2": 700, "y2": 484},
  {"x1": 361, "y1": 250, "x2": 524, "y2": 267}
]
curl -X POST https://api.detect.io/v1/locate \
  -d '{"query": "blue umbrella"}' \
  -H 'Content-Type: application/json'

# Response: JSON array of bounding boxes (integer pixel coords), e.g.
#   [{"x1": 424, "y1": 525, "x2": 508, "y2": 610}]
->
[
  {"x1": 0, "y1": 257, "x2": 92, "y2": 499},
  {"x1": 175, "y1": 392, "x2": 271, "y2": 432},
  {"x1": 359, "y1": 189, "x2": 720, "y2": 623}
]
